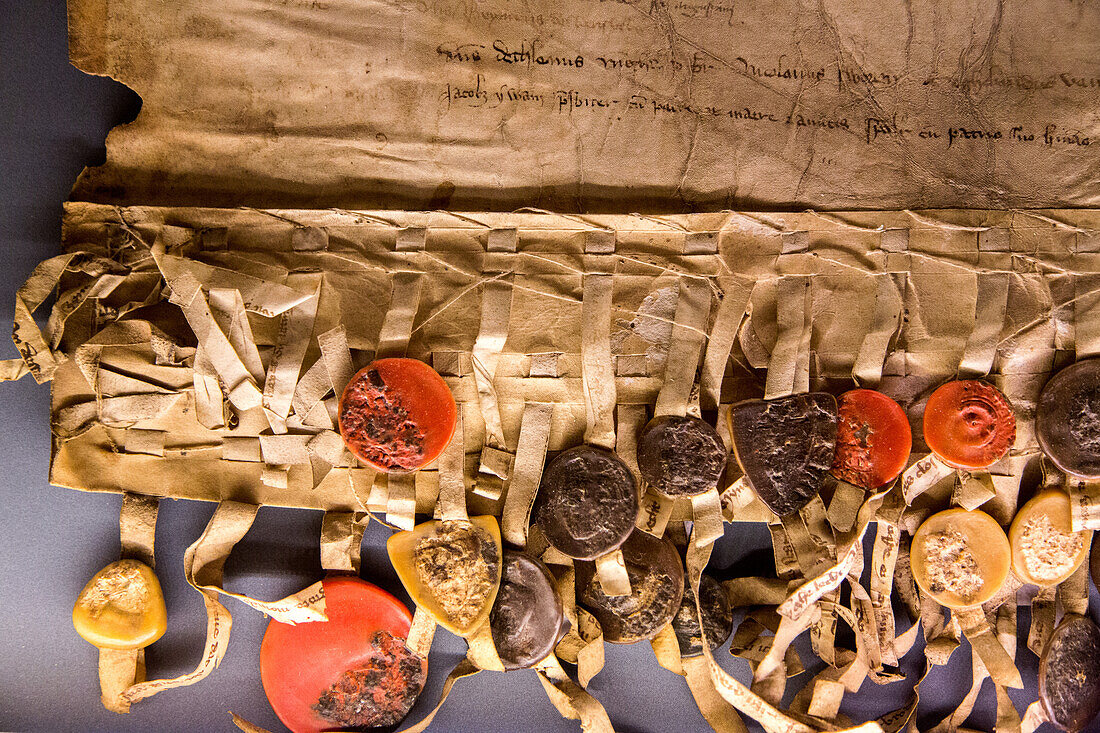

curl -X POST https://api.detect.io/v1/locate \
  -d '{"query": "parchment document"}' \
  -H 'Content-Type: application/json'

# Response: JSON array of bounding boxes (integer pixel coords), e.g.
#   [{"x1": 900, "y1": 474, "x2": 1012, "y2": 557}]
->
[{"x1": 69, "y1": 0, "x2": 1099, "y2": 211}]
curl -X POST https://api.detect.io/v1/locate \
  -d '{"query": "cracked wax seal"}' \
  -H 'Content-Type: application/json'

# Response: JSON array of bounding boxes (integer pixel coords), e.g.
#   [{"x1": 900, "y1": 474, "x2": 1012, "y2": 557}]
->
[
  {"x1": 260, "y1": 576, "x2": 425, "y2": 733},
  {"x1": 338, "y1": 357, "x2": 457, "y2": 473},
  {"x1": 1009, "y1": 489, "x2": 1090, "y2": 587},
  {"x1": 576, "y1": 530, "x2": 684, "y2": 644},
  {"x1": 923, "y1": 380, "x2": 1015, "y2": 470},
  {"x1": 1040, "y1": 614, "x2": 1100, "y2": 732},
  {"x1": 72, "y1": 559, "x2": 167, "y2": 651},
  {"x1": 534, "y1": 445, "x2": 638, "y2": 560},
  {"x1": 638, "y1": 415, "x2": 728, "y2": 497},
  {"x1": 830, "y1": 389, "x2": 912, "y2": 490},
  {"x1": 1036, "y1": 359, "x2": 1100, "y2": 479},
  {"x1": 910, "y1": 508, "x2": 1010, "y2": 609},
  {"x1": 728, "y1": 393, "x2": 837, "y2": 517},
  {"x1": 672, "y1": 573, "x2": 733, "y2": 657},
  {"x1": 490, "y1": 551, "x2": 568, "y2": 670},
  {"x1": 387, "y1": 516, "x2": 502, "y2": 636}
]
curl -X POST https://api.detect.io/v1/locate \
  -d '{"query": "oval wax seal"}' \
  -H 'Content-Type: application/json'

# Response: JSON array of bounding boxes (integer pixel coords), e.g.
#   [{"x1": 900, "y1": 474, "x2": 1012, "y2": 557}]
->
[
  {"x1": 672, "y1": 573, "x2": 733, "y2": 657},
  {"x1": 576, "y1": 530, "x2": 684, "y2": 644},
  {"x1": 922, "y1": 380, "x2": 1015, "y2": 470},
  {"x1": 489, "y1": 551, "x2": 568, "y2": 670},
  {"x1": 909, "y1": 508, "x2": 1010, "y2": 609},
  {"x1": 338, "y1": 358, "x2": 457, "y2": 473},
  {"x1": 728, "y1": 393, "x2": 838, "y2": 517},
  {"x1": 1036, "y1": 359, "x2": 1100, "y2": 478},
  {"x1": 830, "y1": 389, "x2": 912, "y2": 490},
  {"x1": 638, "y1": 415, "x2": 728, "y2": 497},
  {"x1": 534, "y1": 445, "x2": 638, "y2": 560},
  {"x1": 260, "y1": 576, "x2": 425, "y2": 733},
  {"x1": 1039, "y1": 614, "x2": 1100, "y2": 732}
]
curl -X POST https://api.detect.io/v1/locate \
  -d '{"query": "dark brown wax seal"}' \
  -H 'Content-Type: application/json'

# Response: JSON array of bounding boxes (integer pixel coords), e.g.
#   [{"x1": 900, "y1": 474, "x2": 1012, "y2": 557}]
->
[
  {"x1": 1039, "y1": 614, "x2": 1100, "y2": 732},
  {"x1": 1037, "y1": 359, "x2": 1100, "y2": 479},
  {"x1": 576, "y1": 530, "x2": 684, "y2": 644},
  {"x1": 638, "y1": 415, "x2": 728, "y2": 497},
  {"x1": 534, "y1": 445, "x2": 638, "y2": 560},
  {"x1": 729, "y1": 393, "x2": 838, "y2": 517},
  {"x1": 672, "y1": 574, "x2": 733, "y2": 657},
  {"x1": 490, "y1": 551, "x2": 567, "y2": 670}
]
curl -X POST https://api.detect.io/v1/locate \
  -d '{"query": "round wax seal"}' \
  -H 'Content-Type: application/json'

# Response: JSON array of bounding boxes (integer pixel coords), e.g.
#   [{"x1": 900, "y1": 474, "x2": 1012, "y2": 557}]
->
[
  {"x1": 1009, "y1": 489, "x2": 1091, "y2": 587},
  {"x1": 1036, "y1": 359, "x2": 1100, "y2": 478},
  {"x1": 490, "y1": 551, "x2": 567, "y2": 670},
  {"x1": 72, "y1": 559, "x2": 167, "y2": 651},
  {"x1": 910, "y1": 508, "x2": 1010, "y2": 609},
  {"x1": 338, "y1": 358, "x2": 457, "y2": 473},
  {"x1": 260, "y1": 576, "x2": 425, "y2": 733},
  {"x1": 1039, "y1": 614, "x2": 1100, "y2": 732},
  {"x1": 576, "y1": 530, "x2": 684, "y2": 644},
  {"x1": 923, "y1": 380, "x2": 1015, "y2": 470},
  {"x1": 534, "y1": 445, "x2": 638, "y2": 560},
  {"x1": 638, "y1": 415, "x2": 727, "y2": 497},
  {"x1": 830, "y1": 389, "x2": 912, "y2": 490},
  {"x1": 729, "y1": 393, "x2": 838, "y2": 517},
  {"x1": 672, "y1": 573, "x2": 733, "y2": 657}
]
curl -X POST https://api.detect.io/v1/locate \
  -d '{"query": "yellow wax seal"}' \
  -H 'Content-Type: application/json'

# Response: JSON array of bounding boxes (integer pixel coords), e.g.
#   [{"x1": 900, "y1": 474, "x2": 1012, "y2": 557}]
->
[
  {"x1": 73, "y1": 559, "x2": 167, "y2": 650},
  {"x1": 1010, "y1": 489, "x2": 1091, "y2": 587},
  {"x1": 911, "y1": 508, "x2": 1010, "y2": 609}
]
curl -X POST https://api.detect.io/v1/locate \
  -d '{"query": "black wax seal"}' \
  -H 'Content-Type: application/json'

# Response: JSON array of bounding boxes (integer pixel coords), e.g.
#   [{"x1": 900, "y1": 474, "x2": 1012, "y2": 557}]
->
[
  {"x1": 1039, "y1": 614, "x2": 1100, "y2": 732},
  {"x1": 576, "y1": 530, "x2": 684, "y2": 644},
  {"x1": 489, "y1": 551, "x2": 567, "y2": 671},
  {"x1": 729, "y1": 393, "x2": 838, "y2": 517},
  {"x1": 638, "y1": 415, "x2": 728, "y2": 497},
  {"x1": 672, "y1": 573, "x2": 733, "y2": 657},
  {"x1": 534, "y1": 445, "x2": 638, "y2": 560},
  {"x1": 1037, "y1": 359, "x2": 1100, "y2": 479}
]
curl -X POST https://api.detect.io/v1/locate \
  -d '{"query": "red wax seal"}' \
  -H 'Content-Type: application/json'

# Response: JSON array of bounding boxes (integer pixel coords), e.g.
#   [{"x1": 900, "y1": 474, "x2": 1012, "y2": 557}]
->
[
  {"x1": 338, "y1": 358, "x2": 457, "y2": 473},
  {"x1": 923, "y1": 380, "x2": 1015, "y2": 470},
  {"x1": 260, "y1": 576, "x2": 425, "y2": 733},
  {"x1": 830, "y1": 389, "x2": 912, "y2": 489}
]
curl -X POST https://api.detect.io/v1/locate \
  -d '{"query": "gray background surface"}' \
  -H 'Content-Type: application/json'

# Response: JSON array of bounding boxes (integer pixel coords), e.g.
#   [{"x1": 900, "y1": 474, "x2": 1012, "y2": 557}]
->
[{"x1": 2, "y1": 2, "x2": 1098, "y2": 731}]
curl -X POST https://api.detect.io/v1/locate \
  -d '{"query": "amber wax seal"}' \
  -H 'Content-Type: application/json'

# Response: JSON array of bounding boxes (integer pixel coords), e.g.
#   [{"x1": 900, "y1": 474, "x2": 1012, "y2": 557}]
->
[
  {"x1": 338, "y1": 358, "x2": 457, "y2": 473},
  {"x1": 729, "y1": 393, "x2": 838, "y2": 517},
  {"x1": 638, "y1": 415, "x2": 727, "y2": 497},
  {"x1": 1039, "y1": 614, "x2": 1100, "y2": 732},
  {"x1": 830, "y1": 389, "x2": 912, "y2": 490},
  {"x1": 489, "y1": 551, "x2": 568, "y2": 670},
  {"x1": 672, "y1": 573, "x2": 733, "y2": 657},
  {"x1": 910, "y1": 508, "x2": 1010, "y2": 609},
  {"x1": 1009, "y1": 489, "x2": 1091, "y2": 587},
  {"x1": 533, "y1": 445, "x2": 638, "y2": 560},
  {"x1": 922, "y1": 380, "x2": 1015, "y2": 470},
  {"x1": 576, "y1": 530, "x2": 684, "y2": 644},
  {"x1": 260, "y1": 577, "x2": 425, "y2": 733},
  {"x1": 73, "y1": 559, "x2": 167, "y2": 651},
  {"x1": 1036, "y1": 359, "x2": 1100, "y2": 479}
]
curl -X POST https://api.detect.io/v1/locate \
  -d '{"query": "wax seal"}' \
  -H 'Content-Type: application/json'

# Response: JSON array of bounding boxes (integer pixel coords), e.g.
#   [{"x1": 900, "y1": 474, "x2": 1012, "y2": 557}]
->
[
  {"x1": 576, "y1": 530, "x2": 684, "y2": 644},
  {"x1": 638, "y1": 415, "x2": 727, "y2": 497},
  {"x1": 1036, "y1": 359, "x2": 1100, "y2": 478},
  {"x1": 338, "y1": 358, "x2": 457, "y2": 473},
  {"x1": 1009, "y1": 489, "x2": 1090, "y2": 587},
  {"x1": 729, "y1": 393, "x2": 838, "y2": 517},
  {"x1": 490, "y1": 551, "x2": 568, "y2": 670},
  {"x1": 534, "y1": 445, "x2": 638, "y2": 560},
  {"x1": 1039, "y1": 614, "x2": 1100, "y2": 732},
  {"x1": 923, "y1": 380, "x2": 1015, "y2": 470},
  {"x1": 910, "y1": 508, "x2": 1010, "y2": 609},
  {"x1": 260, "y1": 577, "x2": 425, "y2": 733},
  {"x1": 830, "y1": 389, "x2": 912, "y2": 490},
  {"x1": 672, "y1": 573, "x2": 733, "y2": 657},
  {"x1": 73, "y1": 559, "x2": 167, "y2": 651}
]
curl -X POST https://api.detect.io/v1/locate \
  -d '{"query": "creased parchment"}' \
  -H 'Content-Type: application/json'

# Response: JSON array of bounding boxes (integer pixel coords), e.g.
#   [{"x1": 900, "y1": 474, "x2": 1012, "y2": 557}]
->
[{"x1": 68, "y1": 0, "x2": 1100, "y2": 211}]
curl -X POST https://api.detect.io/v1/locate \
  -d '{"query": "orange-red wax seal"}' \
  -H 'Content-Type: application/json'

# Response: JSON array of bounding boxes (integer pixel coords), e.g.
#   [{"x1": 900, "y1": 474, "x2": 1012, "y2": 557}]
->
[
  {"x1": 923, "y1": 380, "x2": 1015, "y2": 470},
  {"x1": 830, "y1": 389, "x2": 912, "y2": 489},
  {"x1": 260, "y1": 577, "x2": 425, "y2": 733},
  {"x1": 338, "y1": 358, "x2": 457, "y2": 473}
]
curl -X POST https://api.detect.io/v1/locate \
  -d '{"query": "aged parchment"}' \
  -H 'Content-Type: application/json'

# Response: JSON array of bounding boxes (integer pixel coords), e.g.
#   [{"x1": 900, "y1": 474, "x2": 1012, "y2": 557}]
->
[{"x1": 68, "y1": 0, "x2": 1100, "y2": 211}]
